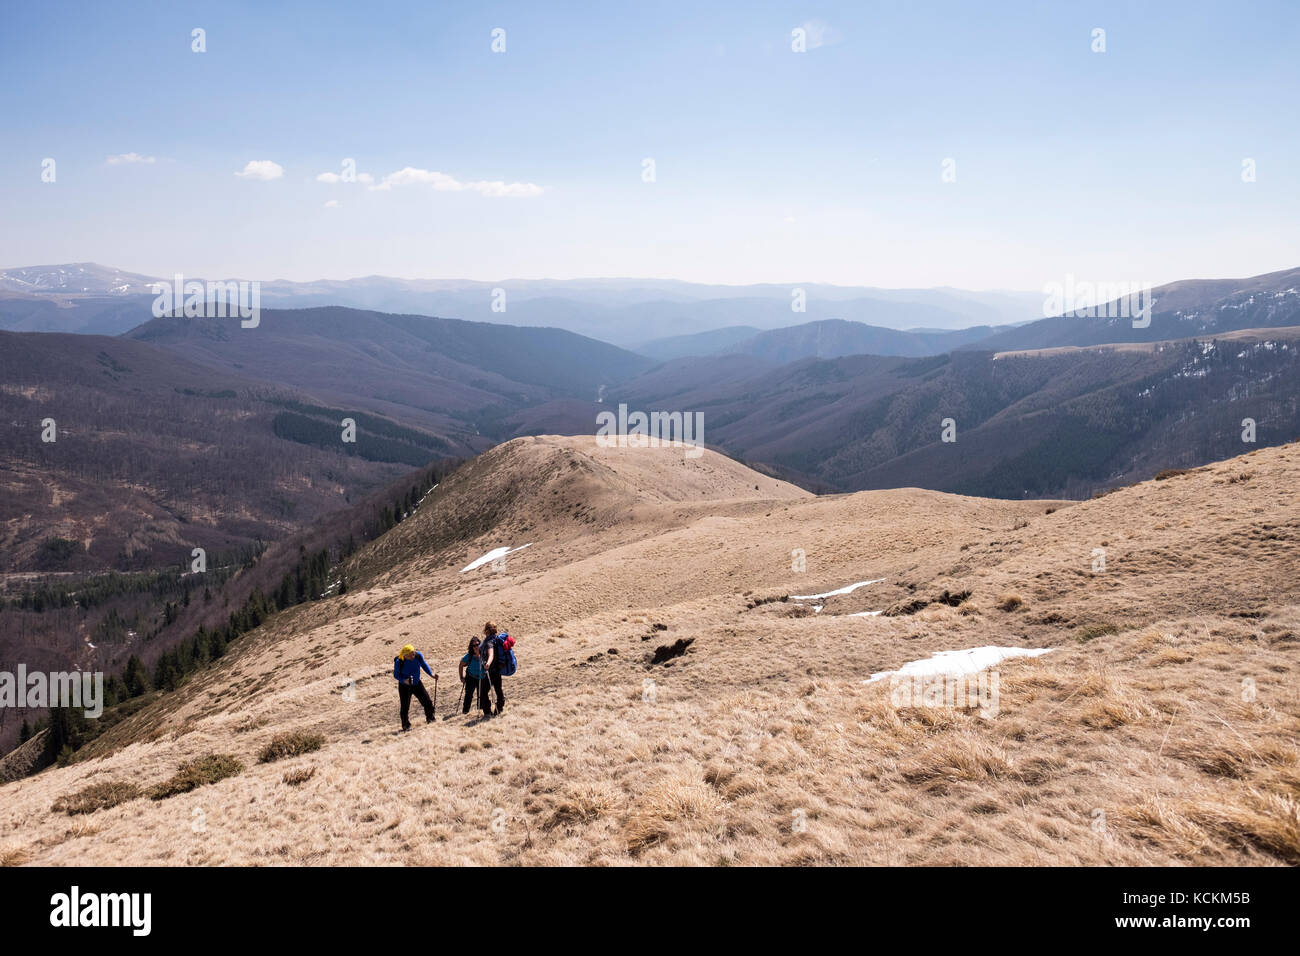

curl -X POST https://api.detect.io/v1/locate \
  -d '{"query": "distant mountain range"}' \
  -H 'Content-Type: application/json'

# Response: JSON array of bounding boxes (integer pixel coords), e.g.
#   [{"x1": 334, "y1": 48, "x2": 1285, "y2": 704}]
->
[
  {"x1": 0, "y1": 265, "x2": 1295, "y2": 557},
  {"x1": 642, "y1": 267, "x2": 1300, "y2": 361},
  {"x1": 6, "y1": 263, "x2": 1297, "y2": 361},
  {"x1": 0, "y1": 263, "x2": 1043, "y2": 345}
]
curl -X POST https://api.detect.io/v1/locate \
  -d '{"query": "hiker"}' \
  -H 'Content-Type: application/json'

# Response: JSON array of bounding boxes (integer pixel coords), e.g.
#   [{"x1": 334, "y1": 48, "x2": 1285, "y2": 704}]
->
[
  {"x1": 459, "y1": 637, "x2": 486, "y2": 715},
  {"x1": 393, "y1": 643, "x2": 437, "y2": 731},
  {"x1": 477, "y1": 622, "x2": 506, "y2": 717}
]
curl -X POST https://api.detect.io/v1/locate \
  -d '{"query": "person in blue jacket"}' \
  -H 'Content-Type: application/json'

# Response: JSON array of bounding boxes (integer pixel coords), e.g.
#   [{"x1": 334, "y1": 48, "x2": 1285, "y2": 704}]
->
[
  {"x1": 458, "y1": 637, "x2": 486, "y2": 714},
  {"x1": 393, "y1": 643, "x2": 437, "y2": 731}
]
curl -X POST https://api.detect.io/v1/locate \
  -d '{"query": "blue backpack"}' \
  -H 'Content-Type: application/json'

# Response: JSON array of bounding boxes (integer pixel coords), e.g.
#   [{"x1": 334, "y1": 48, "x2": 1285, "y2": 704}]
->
[{"x1": 482, "y1": 632, "x2": 518, "y2": 677}]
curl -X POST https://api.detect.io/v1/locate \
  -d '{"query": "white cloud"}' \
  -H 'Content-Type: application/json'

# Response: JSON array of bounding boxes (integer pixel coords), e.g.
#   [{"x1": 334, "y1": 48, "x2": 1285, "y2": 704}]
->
[
  {"x1": 372, "y1": 167, "x2": 458, "y2": 190},
  {"x1": 324, "y1": 199, "x2": 340, "y2": 208},
  {"x1": 106, "y1": 152, "x2": 156, "y2": 165},
  {"x1": 370, "y1": 166, "x2": 542, "y2": 197},
  {"x1": 235, "y1": 160, "x2": 284, "y2": 181}
]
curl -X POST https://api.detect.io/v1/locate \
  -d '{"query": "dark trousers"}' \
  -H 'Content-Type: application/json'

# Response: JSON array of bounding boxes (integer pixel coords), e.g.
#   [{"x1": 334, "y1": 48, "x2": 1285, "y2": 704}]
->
[
  {"x1": 399, "y1": 680, "x2": 433, "y2": 728},
  {"x1": 479, "y1": 667, "x2": 504, "y2": 715},
  {"x1": 462, "y1": 676, "x2": 479, "y2": 714}
]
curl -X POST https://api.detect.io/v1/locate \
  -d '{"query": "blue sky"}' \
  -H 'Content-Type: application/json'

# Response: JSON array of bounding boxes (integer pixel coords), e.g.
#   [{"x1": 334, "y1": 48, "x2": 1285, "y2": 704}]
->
[{"x1": 1, "y1": 0, "x2": 1297, "y2": 288}]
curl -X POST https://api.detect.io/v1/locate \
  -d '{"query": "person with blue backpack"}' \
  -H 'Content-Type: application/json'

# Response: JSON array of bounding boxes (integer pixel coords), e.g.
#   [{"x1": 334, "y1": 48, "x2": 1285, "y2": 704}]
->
[{"x1": 477, "y1": 621, "x2": 516, "y2": 718}]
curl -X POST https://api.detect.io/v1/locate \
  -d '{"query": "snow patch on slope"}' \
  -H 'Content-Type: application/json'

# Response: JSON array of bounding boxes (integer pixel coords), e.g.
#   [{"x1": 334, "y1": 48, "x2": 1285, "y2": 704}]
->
[
  {"x1": 461, "y1": 544, "x2": 531, "y2": 573},
  {"x1": 865, "y1": 646, "x2": 1053, "y2": 684},
  {"x1": 790, "y1": 578, "x2": 885, "y2": 601}
]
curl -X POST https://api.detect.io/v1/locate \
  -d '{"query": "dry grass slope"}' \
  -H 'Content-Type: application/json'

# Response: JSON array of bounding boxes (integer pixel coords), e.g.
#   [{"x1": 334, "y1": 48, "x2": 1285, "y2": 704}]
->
[{"x1": 0, "y1": 435, "x2": 1297, "y2": 866}]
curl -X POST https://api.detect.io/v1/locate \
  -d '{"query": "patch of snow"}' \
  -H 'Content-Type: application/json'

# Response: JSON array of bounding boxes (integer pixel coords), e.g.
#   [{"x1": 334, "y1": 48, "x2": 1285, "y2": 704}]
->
[
  {"x1": 790, "y1": 578, "x2": 885, "y2": 601},
  {"x1": 461, "y1": 543, "x2": 531, "y2": 573},
  {"x1": 865, "y1": 645, "x2": 1054, "y2": 684},
  {"x1": 850, "y1": 610, "x2": 883, "y2": 617}
]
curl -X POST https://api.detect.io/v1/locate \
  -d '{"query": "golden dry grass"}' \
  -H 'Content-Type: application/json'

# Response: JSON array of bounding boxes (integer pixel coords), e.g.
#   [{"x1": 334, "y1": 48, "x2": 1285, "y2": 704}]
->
[
  {"x1": 0, "y1": 435, "x2": 1297, "y2": 866},
  {"x1": 0, "y1": 845, "x2": 30, "y2": 867}
]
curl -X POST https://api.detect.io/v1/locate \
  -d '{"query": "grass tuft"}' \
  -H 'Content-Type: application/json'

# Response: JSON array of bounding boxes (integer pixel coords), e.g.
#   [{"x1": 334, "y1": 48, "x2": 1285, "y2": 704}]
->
[
  {"x1": 259, "y1": 731, "x2": 325, "y2": 764},
  {"x1": 52, "y1": 780, "x2": 142, "y2": 816},
  {"x1": 1075, "y1": 622, "x2": 1119, "y2": 642},
  {"x1": 997, "y1": 593, "x2": 1024, "y2": 611},
  {"x1": 148, "y1": 754, "x2": 244, "y2": 800},
  {"x1": 282, "y1": 766, "x2": 317, "y2": 786}
]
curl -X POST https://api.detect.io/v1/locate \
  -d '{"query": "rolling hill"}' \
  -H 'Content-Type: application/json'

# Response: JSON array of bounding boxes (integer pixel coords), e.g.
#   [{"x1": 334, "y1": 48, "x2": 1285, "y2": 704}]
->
[
  {"x1": 0, "y1": 329, "x2": 466, "y2": 576},
  {"x1": 969, "y1": 266, "x2": 1300, "y2": 353},
  {"x1": 637, "y1": 318, "x2": 1005, "y2": 361},
  {"x1": 611, "y1": 327, "x2": 1300, "y2": 497},
  {"x1": 636, "y1": 325, "x2": 762, "y2": 361},
  {"x1": 125, "y1": 308, "x2": 654, "y2": 433},
  {"x1": 718, "y1": 318, "x2": 1004, "y2": 361},
  {"x1": 0, "y1": 263, "x2": 162, "y2": 296}
]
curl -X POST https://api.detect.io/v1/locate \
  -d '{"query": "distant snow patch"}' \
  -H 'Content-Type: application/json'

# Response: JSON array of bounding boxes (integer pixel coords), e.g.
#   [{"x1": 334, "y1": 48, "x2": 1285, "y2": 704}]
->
[
  {"x1": 790, "y1": 578, "x2": 885, "y2": 601},
  {"x1": 865, "y1": 646, "x2": 1053, "y2": 684},
  {"x1": 461, "y1": 543, "x2": 531, "y2": 573},
  {"x1": 850, "y1": 610, "x2": 883, "y2": 617}
]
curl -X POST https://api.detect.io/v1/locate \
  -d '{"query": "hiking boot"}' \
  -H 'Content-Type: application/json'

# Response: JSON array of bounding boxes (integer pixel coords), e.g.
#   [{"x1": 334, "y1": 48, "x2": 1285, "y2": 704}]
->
[{"x1": 402, "y1": 725, "x2": 411, "y2": 733}]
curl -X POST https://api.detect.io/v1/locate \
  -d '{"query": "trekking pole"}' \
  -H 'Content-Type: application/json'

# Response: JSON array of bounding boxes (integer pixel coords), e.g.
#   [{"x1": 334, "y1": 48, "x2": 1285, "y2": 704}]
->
[
  {"x1": 432, "y1": 674, "x2": 438, "y2": 716},
  {"x1": 441, "y1": 672, "x2": 460, "y2": 719},
  {"x1": 445, "y1": 676, "x2": 462, "y2": 719}
]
